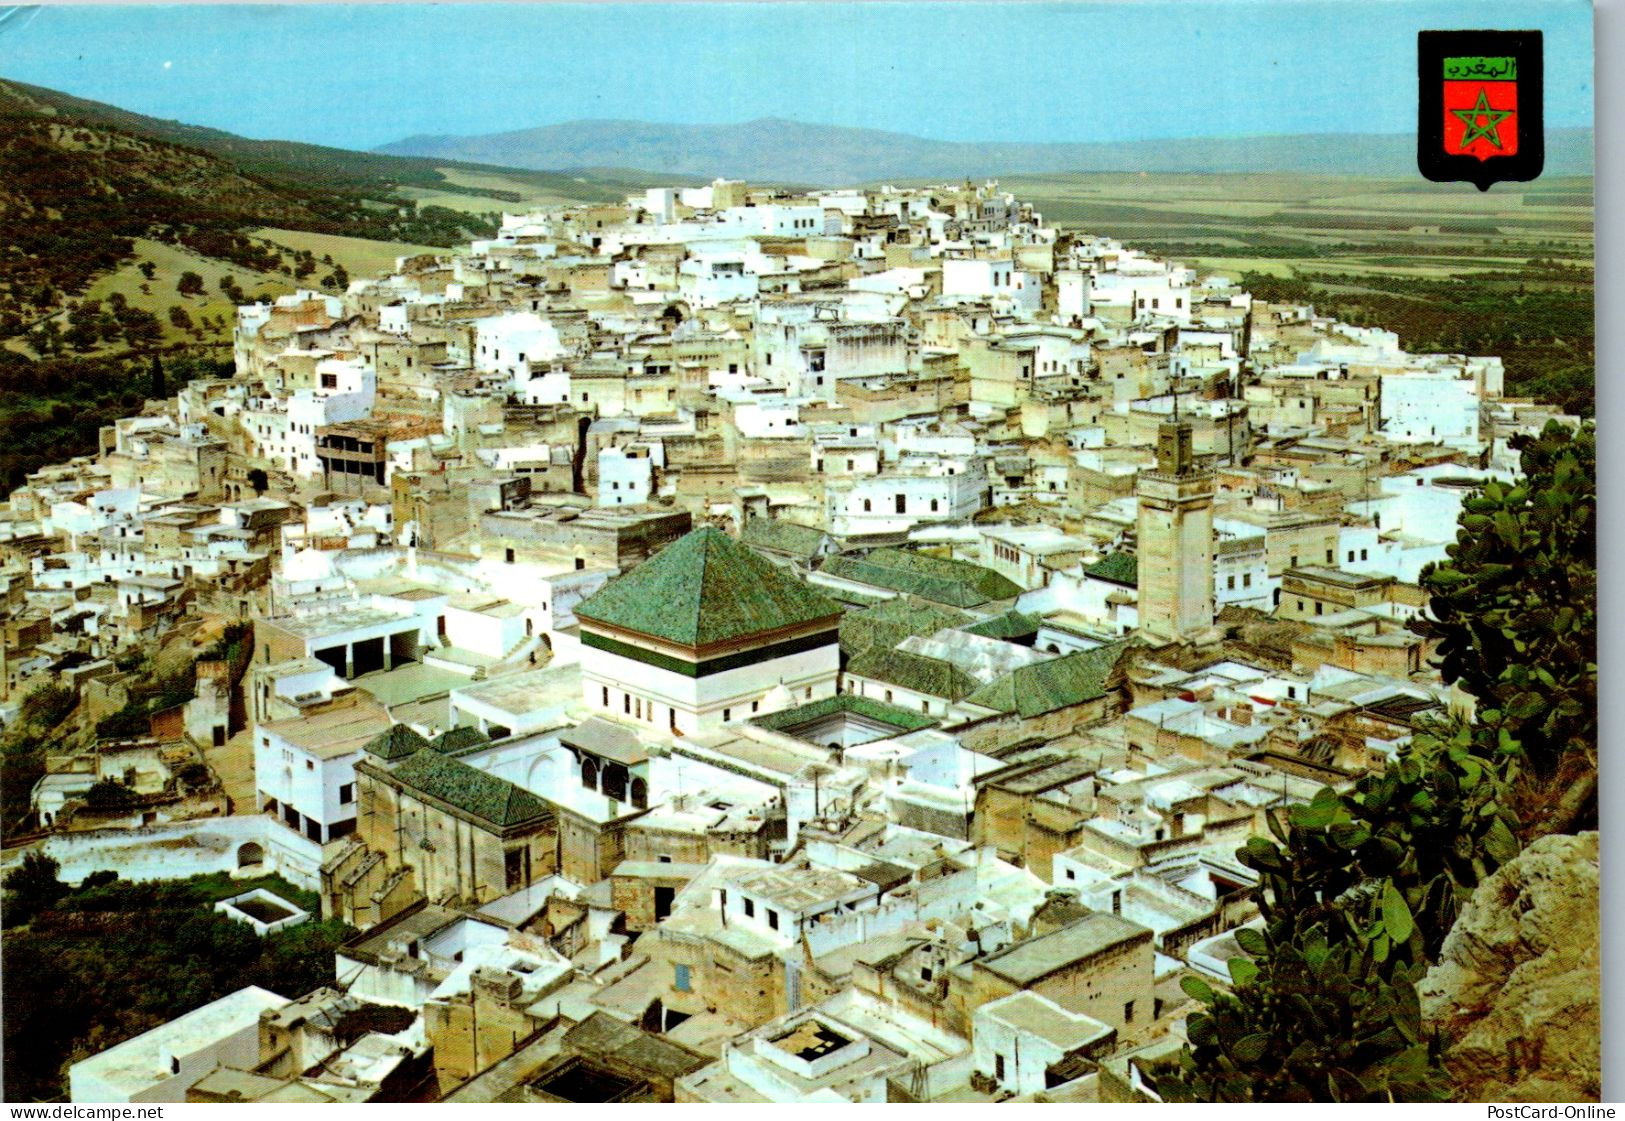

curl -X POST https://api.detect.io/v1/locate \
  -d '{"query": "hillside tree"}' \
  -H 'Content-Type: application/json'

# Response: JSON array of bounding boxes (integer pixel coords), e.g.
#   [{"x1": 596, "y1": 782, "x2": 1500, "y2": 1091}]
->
[{"x1": 1410, "y1": 420, "x2": 1596, "y2": 828}]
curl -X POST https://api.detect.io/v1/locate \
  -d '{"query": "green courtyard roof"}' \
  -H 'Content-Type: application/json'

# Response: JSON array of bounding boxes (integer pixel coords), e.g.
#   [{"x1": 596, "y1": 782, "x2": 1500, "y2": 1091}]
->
[
  {"x1": 576, "y1": 526, "x2": 842, "y2": 648},
  {"x1": 739, "y1": 517, "x2": 830, "y2": 560},
  {"x1": 752, "y1": 693, "x2": 936, "y2": 735},
  {"x1": 838, "y1": 596, "x2": 971, "y2": 657},
  {"x1": 818, "y1": 547, "x2": 1022, "y2": 608},
  {"x1": 961, "y1": 610, "x2": 1043, "y2": 641},
  {"x1": 965, "y1": 640, "x2": 1131, "y2": 718},
  {"x1": 390, "y1": 748, "x2": 552, "y2": 830},
  {"x1": 1085, "y1": 551, "x2": 1139, "y2": 588},
  {"x1": 847, "y1": 646, "x2": 980, "y2": 701}
]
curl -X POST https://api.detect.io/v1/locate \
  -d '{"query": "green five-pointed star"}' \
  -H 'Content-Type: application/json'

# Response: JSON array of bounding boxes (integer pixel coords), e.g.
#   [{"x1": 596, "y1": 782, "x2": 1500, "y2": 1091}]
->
[{"x1": 1452, "y1": 89, "x2": 1513, "y2": 149}]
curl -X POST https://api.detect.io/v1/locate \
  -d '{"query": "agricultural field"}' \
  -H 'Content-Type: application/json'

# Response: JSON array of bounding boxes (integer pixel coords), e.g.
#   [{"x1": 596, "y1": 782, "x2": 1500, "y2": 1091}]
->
[
  {"x1": 1001, "y1": 171, "x2": 1594, "y2": 282},
  {"x1": 251, "y1": 227, "x2": 455, "y2": 280},
  {"x1": 391, "y1": 165, "x2": 596, "y2": 216}
]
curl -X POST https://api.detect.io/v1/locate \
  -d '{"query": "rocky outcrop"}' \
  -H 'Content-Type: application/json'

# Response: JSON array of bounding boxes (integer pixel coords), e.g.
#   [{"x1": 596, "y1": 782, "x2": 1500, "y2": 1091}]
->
[{"x1": 1419, "y1": 831, "x2": 1600, "y2": 1102}]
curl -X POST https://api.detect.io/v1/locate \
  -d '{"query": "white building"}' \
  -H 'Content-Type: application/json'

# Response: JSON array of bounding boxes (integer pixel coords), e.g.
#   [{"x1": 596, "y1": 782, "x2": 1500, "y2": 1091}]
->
[
  {"x1": 826, "y1": 456, "x2": 988, "y2": 537},
  {"x1": 721, "y1": 203, "x2": 827, "y2": 238},
  {"x1": 973, "y1": 991, "x2": 1114, "y2": 1096},
  {"x1": 980, "y1": 525, "x2": 1089, "y2": 591},
  {"x1": 597, "y1": 445, "x2": 655, "y2": 507},
  {"x1": 69, "y1": 986, "x2": 289, "y2": 1103},
  {"x1": 754, "y1": 304, "x2": 909, "y2": 402},
  {"x1": 254, "y1": 698, "x2": 392, "y2": 883},
  {"x1": 1213, "y1": 518, "x2": 1273, "y2": 611},
  {"x1": 473, "y1": 312, "x2": 567, "y2": 391},
  {"x1": 942, "y1": 256, "x2": 1042, "y2": 315},
  {"x1": 678, "y1": 250, "x2": 763, "y2": 307},
  {"x1": 1380, "y1": 372, "x2": 1481, "y2": 447}
]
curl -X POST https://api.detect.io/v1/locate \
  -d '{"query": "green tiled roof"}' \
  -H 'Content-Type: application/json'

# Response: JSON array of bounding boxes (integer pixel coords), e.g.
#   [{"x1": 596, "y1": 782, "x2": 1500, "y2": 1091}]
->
[
  {"x1": 821, "y1": 584, "x2": 893, "y2": 609},
  {"x1": 431, "y1": 726, "x2": 490, "y2": 754},
  {"x1": 390, "y1": 748, "x2": 552, "y2": 829},
  {"x1": 838, "y1": 596, "x2": 971, "y2": 657},
  {"x1": 965, "y1": 640, "x2": 1130, "y2": 718},
  {"x1": 576, "y1": 526, "x2": 842, "y2": 647},
  {"x1": 752, "y1": 693, "x2": 936, "y2": 734},
  {"x1": 819, "y1": 548, "x2": 1023, "y2": 608},
  {"x1": 740, "y1": 517, "x2": 830, "y2": 560},
  {"x1": 847, "y1": 646, "x2": 980, "y2": 701},
  {"x1": 961, "y1": 610, "x2": 1042, "y2": 641},
  {"x1": 365, "y1": 723, "x2": 431, "y2": 761},
  {"x1": 1085, "y1": 551, "x2": 1139, "y2": 588}
]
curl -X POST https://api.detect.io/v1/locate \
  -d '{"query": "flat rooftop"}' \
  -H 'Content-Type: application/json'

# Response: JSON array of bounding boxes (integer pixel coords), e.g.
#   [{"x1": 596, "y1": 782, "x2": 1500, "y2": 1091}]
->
[
  {"x1": 676, "y1": 729, "x2": 826, "y2": 783},
  {"x1": 366, "y1": 580, "x2": 447, "y2": 603},
  {"x1": 980, "y1": 526, "x2": 1088, "y2": 554},
  {"x1": 264, "y1": 700, "x2": 392, "y2": 759},
  {"x1": 729, "y1": 863, "x2": 869, "y2": 913},
  {"x1": 559, "y1": 716, "x2": 647, "y2": 766},
  {"x1": 448, "y1": 592, "x2": 529, "y2": 618},
  {"x1": 453, "y1": 663, "x2": 582, "y2": 719},
  {"x1": 1285, "y1": 566, "x2": 1394, "y2": 589},
  {"x1": 771, "y1": 1020, "x2": 851, "y2": 1061},
  {"x1": 353, "y1": 663, "x2": 468, "y2": 709},
  {"x1": 265, "y1": 604, "x2": 415, "y2": 641},
  {"x1": 977, "y1": 912, "x2": 1152, "y2": 986}
]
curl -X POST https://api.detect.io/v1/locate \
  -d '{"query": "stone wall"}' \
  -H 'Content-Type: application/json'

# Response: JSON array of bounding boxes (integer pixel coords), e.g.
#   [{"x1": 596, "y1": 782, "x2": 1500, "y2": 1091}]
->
[
  {"x1": 21, "y1": 815, "x2": 275, "y2": 886},
  {"x1": 658, "y1": 927, "x2": 785, "y2": 1029},
  {"x1": 610, "y1": 869, "x2": 696, "y2": 932}
]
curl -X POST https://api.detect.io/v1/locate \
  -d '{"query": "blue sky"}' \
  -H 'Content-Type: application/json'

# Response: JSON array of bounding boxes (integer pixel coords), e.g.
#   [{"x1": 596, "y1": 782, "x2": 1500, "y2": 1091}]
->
[{"x1": 0, "y1": 1, "x2": 1594, "y2": 150}]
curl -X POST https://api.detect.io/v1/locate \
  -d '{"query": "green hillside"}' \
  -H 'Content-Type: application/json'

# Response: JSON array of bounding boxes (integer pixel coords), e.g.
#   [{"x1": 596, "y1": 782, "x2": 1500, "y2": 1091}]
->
[{"x1": 0, "y1": 77, "x2": 638, "y2": 492}]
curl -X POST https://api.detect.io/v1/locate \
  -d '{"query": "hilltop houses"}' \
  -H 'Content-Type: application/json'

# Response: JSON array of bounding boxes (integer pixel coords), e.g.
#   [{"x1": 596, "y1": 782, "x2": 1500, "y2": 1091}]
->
[{"x1": 8, "y1": 175, "x2": 1550, "y2": 1105}]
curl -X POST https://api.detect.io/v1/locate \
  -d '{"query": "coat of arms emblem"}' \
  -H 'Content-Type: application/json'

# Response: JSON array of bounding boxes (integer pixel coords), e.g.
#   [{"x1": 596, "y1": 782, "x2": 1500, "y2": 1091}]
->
[{"x1": 1418, "y1": 30, "x2": 1544, "y2": 190}]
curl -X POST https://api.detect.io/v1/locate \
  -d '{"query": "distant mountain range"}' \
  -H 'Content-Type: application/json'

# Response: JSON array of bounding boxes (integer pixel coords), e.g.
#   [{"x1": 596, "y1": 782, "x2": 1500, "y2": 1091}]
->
[
  {"x1": 376, "y1": 117, "x2": 1595, "y2": 185},
  {"x1": 0, "y1": 78, "x2": 633, "y2": 201}
]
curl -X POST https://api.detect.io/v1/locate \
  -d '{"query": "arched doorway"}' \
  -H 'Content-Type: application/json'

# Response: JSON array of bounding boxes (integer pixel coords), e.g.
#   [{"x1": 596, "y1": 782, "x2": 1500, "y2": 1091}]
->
[
  {"x1": 630, "y1": 777, "x2": 648, "y2": 810},
  {"x1": 237, "y1": 841, "x2": 264, "y2": 868},
  {"x1": 581, "y1": 757, "x2": 598, "y2": 791}
]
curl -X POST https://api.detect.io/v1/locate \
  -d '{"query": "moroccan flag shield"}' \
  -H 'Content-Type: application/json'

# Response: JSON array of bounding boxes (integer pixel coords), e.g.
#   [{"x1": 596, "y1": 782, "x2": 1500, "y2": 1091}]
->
[{"x1": 1418, "y1": 30, "x2": 1543, "y2": 191}]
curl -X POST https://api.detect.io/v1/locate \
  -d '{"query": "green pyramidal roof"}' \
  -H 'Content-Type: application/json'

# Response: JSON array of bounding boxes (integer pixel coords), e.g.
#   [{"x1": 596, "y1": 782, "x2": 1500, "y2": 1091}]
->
[
  {"x1": 431, "y1": 726, "x2": 490, "y2": 755},
  {"x1": 576, "y1": 526, "x2": 842, "y2": 648},
  {"x1": 961, "y1": 609, "x2": 1043, "y2": 641},
  {"x1": 366, "y1": 723, "x2": 431, "y2": 761}
]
